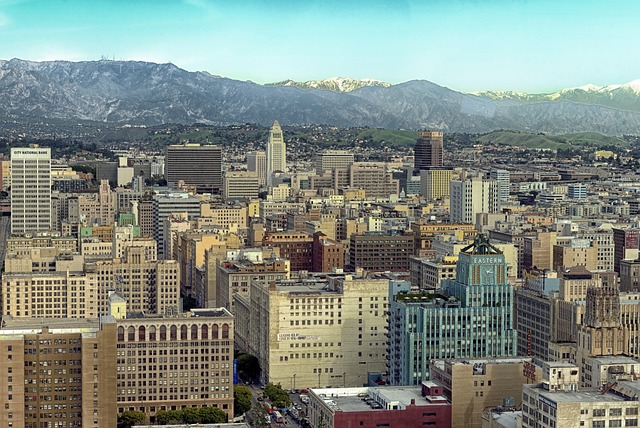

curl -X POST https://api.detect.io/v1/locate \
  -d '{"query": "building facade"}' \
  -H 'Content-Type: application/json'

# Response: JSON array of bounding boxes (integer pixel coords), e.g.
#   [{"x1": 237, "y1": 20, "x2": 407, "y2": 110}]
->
[
  {"x1": 165, "y1": 144, "x2": 222, "y2": 193},
  {"x1": 10, "y1": 147, "x2": 51, "y2": 234}
]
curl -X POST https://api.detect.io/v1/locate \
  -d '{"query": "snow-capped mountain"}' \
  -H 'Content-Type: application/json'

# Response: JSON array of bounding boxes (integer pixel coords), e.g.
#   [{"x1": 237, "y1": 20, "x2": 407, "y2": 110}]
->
[
  {"x1": 267, "y1": 77, "x2": 391, "y2": 92},
  {"x1": 477, "y1": 79, "x2": 640, "y2": 112},
  {"x1": 2, "y1": 58, "x2": 640, "y2": 134}
]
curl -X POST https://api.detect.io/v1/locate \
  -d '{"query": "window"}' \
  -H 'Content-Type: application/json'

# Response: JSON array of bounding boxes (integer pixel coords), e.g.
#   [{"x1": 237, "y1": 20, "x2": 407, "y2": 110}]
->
[{"x1": 593, "y1": 409, "x2": 606, "y2": 417}]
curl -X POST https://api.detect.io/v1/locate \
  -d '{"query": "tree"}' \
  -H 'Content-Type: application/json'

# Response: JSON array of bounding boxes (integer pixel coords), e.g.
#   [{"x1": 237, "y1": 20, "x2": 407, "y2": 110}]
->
[
  {"x1": 119, "y1": 410, "x2": 146, "y2": 427},
  {"x1": 246, "y1": 403, "x2": 270, "y2": 428},
  {"x1": 264, "y1": 382, "x2": 291, "y2": 408},
  {"x1": 156, "y1": 410, "x2": 183, "y2": 425},
  {"x1": 197, "y1": 406, "x2": 227, "y2": 423},
  {"x1": 235, "y1": 385, "x2": 253, "y2": 416}
]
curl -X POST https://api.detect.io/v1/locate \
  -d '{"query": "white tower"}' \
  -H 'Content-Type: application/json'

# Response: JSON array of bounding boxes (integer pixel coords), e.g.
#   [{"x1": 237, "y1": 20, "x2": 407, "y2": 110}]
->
[
  {"x1": 266, "y1": 120, "x2": 286, "y2": 187},
  {"x1": 10, "y1": 146, "x2": 51, "y2": 234}
]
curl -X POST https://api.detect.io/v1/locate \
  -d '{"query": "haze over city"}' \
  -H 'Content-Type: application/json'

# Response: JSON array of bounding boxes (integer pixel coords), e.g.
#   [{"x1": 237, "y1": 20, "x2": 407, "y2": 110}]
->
[{"x1": 1, "y1": 0, "x2": 639, "y2": 92}]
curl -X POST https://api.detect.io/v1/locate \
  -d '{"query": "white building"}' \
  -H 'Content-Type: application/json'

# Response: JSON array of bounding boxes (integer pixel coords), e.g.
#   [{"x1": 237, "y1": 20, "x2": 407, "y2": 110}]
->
[
  {"x1": 10, "y1": 147, "x2": 51, "y2": 234},
  {"x1": 449, "y1": 175, "x2": 499, "y2": 224},
  {"x1": 490, "y1": 169, "x2": 510, "y2": 202},
  {"x1": 314, "y1": 150, "x2": 354, "y2": 174},
  {"x1": 266, "y1": 120, "x2": 286, "y2": 188}
]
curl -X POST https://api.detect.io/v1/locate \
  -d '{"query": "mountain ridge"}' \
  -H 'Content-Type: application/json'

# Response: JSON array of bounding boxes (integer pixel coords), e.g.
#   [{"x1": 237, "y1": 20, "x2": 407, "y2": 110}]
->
[{"x1": 1, "y1": 58, "x2": 640, "y2": 135}]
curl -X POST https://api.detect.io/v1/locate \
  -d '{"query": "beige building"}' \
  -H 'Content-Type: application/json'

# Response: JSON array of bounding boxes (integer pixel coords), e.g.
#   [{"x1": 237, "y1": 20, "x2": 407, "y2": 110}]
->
[
  {"x1": 198, "y1": 202, "x2": 248, "y2": 230},
  {"x1": 0, "y1": 316, "x2": 118, "y2": 428},
  {"x1": 6, "y1": 234, "x2": 78, "y2": 253},
  {"x1": 410, "y1": 256, "x2": 457, "y2": 291},
  {"x1": 239, "y1": 274, "x2": 389, "y2": 389},
  {"x1": 87, "y1": 246, "x2": 180, "y2": 316},
  {"x1": 431, "y1": 357, "x2": 543, "y2": 428},
  {"x1": 115, "y1": 308, "x2": 235, "y2": 422},
  {"x1": 420, "y1": 167, "x2": 453, "y2": 201},
  {"x1": 2, "y1": 271, "x2": 99, "y2": 318},
  {"x1": 552, "y1": 239, "x2": 597, "y2": 272},
  {"x1": 522, "y1": 362, "x2": 640, "y2": 428},
  {"x1": 223, "y1": 171, "x2": 259, "y2": 200},
  {"x1": 216, "y1": 256, "x2": 290, "y2": 311}
]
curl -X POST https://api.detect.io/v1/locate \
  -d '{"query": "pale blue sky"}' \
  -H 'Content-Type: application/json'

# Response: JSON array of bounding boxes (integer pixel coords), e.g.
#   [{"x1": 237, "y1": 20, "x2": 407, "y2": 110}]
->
[{"x1": 0, "y1": 0, "x2": 638, "y2": 92}]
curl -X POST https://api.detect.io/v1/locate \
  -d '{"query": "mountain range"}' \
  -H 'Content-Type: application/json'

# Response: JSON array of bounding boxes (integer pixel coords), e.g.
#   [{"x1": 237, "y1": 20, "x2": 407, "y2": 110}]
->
[{"x1": 1, "y1": 58, "x2": 640, "y2": 135}]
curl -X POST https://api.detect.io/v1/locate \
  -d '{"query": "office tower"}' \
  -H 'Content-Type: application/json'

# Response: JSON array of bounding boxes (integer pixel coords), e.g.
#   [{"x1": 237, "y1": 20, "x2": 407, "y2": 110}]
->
[
  {"x1": 262, "y1": 231, "x2": 314, "y2": 272},
  {"x1": 612, "y1": 227, "x2": 639, "y2": 273},
  {"x1": 87, "y1": 245, "x2": 180, "y2": 315},
  {"x1": 114, "y1": 308, "x2": 235, "y2": 422},
  {"x1": 165, "y1": 144, "x2": 222, "y2": 193},
  {"x1": 449, "y1": 176, "x2": 499, "y2": 224},
  {"x1": 349, "y1": 231, "x2": 415, "y2": 272},
  {"x1": 236, "y1": 274, "x2": 388, "y2": 389},
  {"x1": 347, "y1": 162, "x2": 399, "y2": 198},
  {"x1": 0, "y1": 316, "x2": 117, "y2": 427},
  {"x1": 312, "y1": 231, "x2": 345, "y2": 272},
  {"x1": 223, "y1": 171, "x2": 260, "y2": 200},
  {"x1": 216, "y1": 255, "x2": 290, "y2": 311},
  {"x1": 247, "y1": 150, "x2": 267, "y2": 186},
  {"x1": 490, "y1": 168, "x2": 510, "y2": 202},
  {"x1": 567, "y1": 183, "x2": 588, "y2": 199},
  {"x1": 10, "y1": 146, "x2": 51, "y2": 234},
  {"x1": 314, "y1": 150, "x2": 354, "y2": 174},
  {"x1": 414, "y1": 131, "x2": 444, "y2": 169},
  {"x1": 431, "y1": 357, "x2": 538, "y2": 428},
  {"x1": 620, "y1": 259, "x2": 640, "y2": 291},
  {"x1": 152, "y1": 191, "x2": 201, "y2": 259},
  {"x1": 266, "y1": 120, "x2": 286, "y2": 187},
  {"x1": 420, "y1": 167, "x2": 453, "y2": 200},
  {"x1": 388, "y1": 236, "x2": 517, "y2": 385}
]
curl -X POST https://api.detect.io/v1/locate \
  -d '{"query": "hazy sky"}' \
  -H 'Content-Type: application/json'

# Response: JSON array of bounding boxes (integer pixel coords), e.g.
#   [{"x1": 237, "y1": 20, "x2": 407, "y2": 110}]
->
[{"x1": 0, "y1": 0, "x2": 638, "y2": 93}]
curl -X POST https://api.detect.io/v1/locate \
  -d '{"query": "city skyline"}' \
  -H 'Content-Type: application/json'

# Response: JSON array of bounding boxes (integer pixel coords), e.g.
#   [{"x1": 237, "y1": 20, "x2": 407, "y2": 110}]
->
[{"x1": 0, "y1": 0, "x2": 638, "y2": 93}]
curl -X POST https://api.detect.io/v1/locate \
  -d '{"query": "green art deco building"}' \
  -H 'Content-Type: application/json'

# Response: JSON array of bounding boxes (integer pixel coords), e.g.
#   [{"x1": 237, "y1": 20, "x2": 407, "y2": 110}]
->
[{"x1": 388, "y1": 235, "x2": 517, "y2": 386}]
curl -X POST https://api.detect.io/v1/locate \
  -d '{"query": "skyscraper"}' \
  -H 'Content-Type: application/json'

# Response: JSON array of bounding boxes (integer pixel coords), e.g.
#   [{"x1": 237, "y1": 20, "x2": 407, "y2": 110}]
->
[
  {"x1": 266, "y1": 120, "x2": 286, "y2": 187},
  {"x1": 165, "y1": 144, "x2": 222, "y2": 193},
  {"x1": 414, "y1": 131, "x2": 444, "y2": 169},
  {"x1": 449, "y1": 175, "x2": 499, "y2": 223},
  {"x1": 247, "y1": 150, "x2": 267, "y2": 186},
  {"x1": 388, "y1": 235, "x2": 517, "y2": 385},
  {"x1": 10, "y1": 146, "x2": 51, "y2": 234},
  {"x1": 490, "y1": 168, "x2": 510, "y2": 202}
]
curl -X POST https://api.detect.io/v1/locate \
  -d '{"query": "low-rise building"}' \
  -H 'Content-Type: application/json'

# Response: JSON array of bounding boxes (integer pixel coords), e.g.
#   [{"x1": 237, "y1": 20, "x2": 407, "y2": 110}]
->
[{"x1": 307, "y1": 383, "x2": 451, "y2": 428}]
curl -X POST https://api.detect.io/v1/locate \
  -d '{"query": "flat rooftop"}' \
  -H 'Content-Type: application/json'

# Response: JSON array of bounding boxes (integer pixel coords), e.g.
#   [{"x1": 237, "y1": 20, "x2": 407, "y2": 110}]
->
[
  {"x1": 0, "y1": 315, "x2": 100, "y2": 332},
  {"x1": 312, "y1": 387, "x2": 448, "y2": 413},
  {"x1": 525, "y1": 384, "x2": 627, "y2": 404}
]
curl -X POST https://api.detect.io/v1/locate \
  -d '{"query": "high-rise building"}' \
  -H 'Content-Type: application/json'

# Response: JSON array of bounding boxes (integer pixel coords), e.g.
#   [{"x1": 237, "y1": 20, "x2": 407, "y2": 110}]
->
[
  {"x1": 266, "y1": 121, "x2": 286, "y2": 187},
  {"x1": 414, "y1": 131, "x2": 444, "y2": 169},
  {"x1": 567, "y1": 183, "x2": 588, "y2": 199},
  {"x1": 152, "y1": 191, "x2": 201, "y2": 259},
  {"x1": 0, "y1": 316, "x2": 118, "y2": 428},
  {"x1": 612, "y1": 227, "x2": 639, "y2": 273},
  {"x1": 490, "y1": 169, "x2": 510, "y2": 202},
  {"x1": 449, "y1": 176, "x2": 499, "y2": 224},
  {"x1": 237, "y1": 273, "x2": 389, "y2": 389},
  {"x1": 314, "y1": 150, "x2": 355, "y2": 174},
  {"x1": 165, "y1": 144, "x2": 222, "y2": 193},
  {"x1": 420, "y1": 167, "x2": 453, "y2": 200},
  {"x1": 10, "y1": 147, "x2": 51, "y2": 234},
  {"x1": 349, "y1": 232, "x2": 415, "y2": 273},
  {"x1": 223, "y1": 171, "x2": 260, "y2": 200},
  {"x1": 388, "y1": 236, "x2": 517, "y2": 385},
  {"x1": 247, "y1": 150, "x2": 267, "y2": 187}
]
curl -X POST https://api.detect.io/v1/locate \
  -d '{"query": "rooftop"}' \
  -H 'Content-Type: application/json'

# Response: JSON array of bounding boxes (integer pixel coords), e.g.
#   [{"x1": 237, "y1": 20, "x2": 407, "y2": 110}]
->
[
  {"x1": 0, "y1": 315, "x2": 100, "y2": 333},
  {"x1": 311, "y1": 386, "x2": 448, "y2": 413}
]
